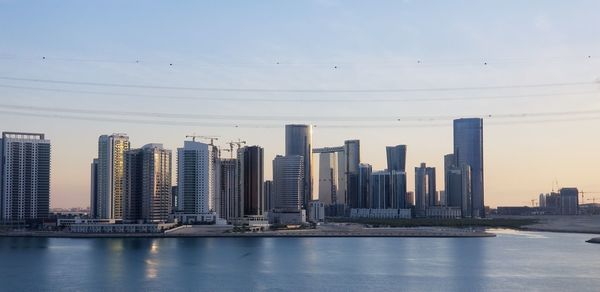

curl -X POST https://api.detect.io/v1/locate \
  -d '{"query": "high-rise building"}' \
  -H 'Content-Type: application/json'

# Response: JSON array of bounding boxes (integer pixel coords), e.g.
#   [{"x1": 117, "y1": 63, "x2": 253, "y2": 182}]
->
[
  {"x1": 426, "y1": 167, "x2": 437, "y2": 206},
  {"x1": 285, "y1": 124, "x2": 313, "y2": 208},
  {"x1": 0, "y1": 132, "x2": 51, "y2": 221},
  {"x1": 370, "y1": 171, "x2": 390, "y2": 209},
  {"x1": 444, "y1": 153, "x2": 454, "y2": 200},
  {"x1": 406, "y1": 191, "x2": 415, "y2": 207},
  {"x1": 92, "y1": 133, "x2": 130, "y2": 219},
  {"x1": 446, "y1": 164, "x2": 472, "y2": 217},
  {"x1": 357, "y1": 163, "x2": 372, "y2": 208},
  {"x1": 390, "y1": 171, "x2": 407, "y2": 209},
  {"x1": 177, "y1": 140, "x2": 219, "y2": 217},
  {"x1": 344, "y1": 140, "x2": 360, "y2": 208},
  {"x1": 90, "y1": 159, "x2": 99, "y2": 218},
  {"x1": 454, "y1": 118, "x2": 484, "y2": 217},
  {"x1": 219, "y1": 158, "x2": 237, "y2": 221},
  {"x1": 273, "y1": 155, "x2": 304, "y2": 211},
  {"x1": 237, "y1": 146, "x2": 264, "y2": 217},
  {"x1": 415, "y1": 163, "x2": 435, "y2": 212},
  {"x1": 539, "y1": 193, "x2": 546, "y2": 208},
  {"x1": 123, "y1": 144, "x2": 172, "y2": 222},
  {"x1": 264, "y1": 180, "x2": 273, "y2": 212},
  {"x1": 559, "y1": 188, "x2": 579, "y2": 215},
  {"x1": 386, "y1": 145, "x2": 407, "y2": 172},
  {"x1": 318, "y1": 152, "x2": 338, "y2": 205}
]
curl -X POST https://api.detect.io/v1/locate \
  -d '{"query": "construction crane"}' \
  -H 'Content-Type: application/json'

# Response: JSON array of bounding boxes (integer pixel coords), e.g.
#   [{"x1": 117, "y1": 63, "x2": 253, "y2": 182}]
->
[
  {"x1": 185, "y1": 135, "x2": 220, "y2": 145},
  {"x1": 579, "y1": 190, "x2": 600, "y2": 204},
  {"x1": 226, "y1": 139, "x2": 247, "y2": 158}
]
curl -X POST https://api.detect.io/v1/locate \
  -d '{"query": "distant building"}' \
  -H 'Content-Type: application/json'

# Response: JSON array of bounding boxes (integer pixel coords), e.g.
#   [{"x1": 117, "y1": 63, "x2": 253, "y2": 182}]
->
[
  {"x1": 539, "y1": 193, "x2": 546, "y2": 208},
  {"x1": 219, "y1": 158, "x2": 236, "y2": 221},
  {"x1": 560, "y1": 188, "x2": 579, "y2": 215},
  {"x1": 285, "y1": 124, "x2": 313, "y2": 207},
  {"x1": 370, "y1": 170, "x2": 390, "y2": 209},
  {"x1": 415, "y1": 163, "x2": 433, "y2": 213},
  {"x1": 92, "y1": 133, "x2": 130, "y2": 219},
  {"x1": 308, "y1": 200, "x2": 325, "y2": 223},
  {"x1": 453, "y1": 118, "x2": 484, "y2": 217},
  {"x1": 273, "y1": 155, "x2": 304, "y2": 211},
  {"x1": 406, "y1": 191, "x2": 415, "y2": 207},
  {"x1": 426, "y1": 206, "x2": 462, "y2": 219},
  {"x1": 264, "y1": 180, "x2": 273, "y2": 212},
  {"x1": 426, "y1": 167, "x2": 437, "y2": 206},
  {"x1": 123, "y1": 144, "x2": 172, "y2": 222},
  {"x1": 389, "y1": 171, "x2": 407, "y2": 209},
  {"x1": 358, "y1": 163, "x2": 372, "y2": 208},
  {"x1": 344, "y1": 140, "x2": 360, "y2": 209},
  {"x1": 0, "y1": 132, "x2": 51, "y2": 221},
  {"x1": 386, "y1": 145, "x2": 407, "y2": 172},
  {"x1": 350, "y1": 208, "x2": 411, "y2": 219},
  {"x1": 318, "y1": 152, "x2": 338, "y2": 206},
  {"x1": 176, "y1": 140, "x2": 219, "y2": 223},
  {"x1": 237, "y1": 146, "x2": 265, "y2": 217}
]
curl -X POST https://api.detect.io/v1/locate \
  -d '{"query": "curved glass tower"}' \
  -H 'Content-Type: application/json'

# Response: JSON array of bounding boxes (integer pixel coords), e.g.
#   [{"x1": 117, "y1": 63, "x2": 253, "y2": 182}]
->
[{"x1": 453, "y1": 118, "x2": 484, "y2": 218}]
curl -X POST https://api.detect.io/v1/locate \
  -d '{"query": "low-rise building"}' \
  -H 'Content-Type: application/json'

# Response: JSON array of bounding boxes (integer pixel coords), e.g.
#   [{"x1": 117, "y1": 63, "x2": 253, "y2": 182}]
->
[
  {"x1": 350, "y1": 208, "x2": 411, "y2": 219},
  {"x1": 425, "y1": 206, "x2": 462, "y2": 219},
  {"x1": 308, "y1": 201, "x2": 325, "y2": 223},
  {"x1": 268, "y1": 209, "x2": 306, "y2": 225}
]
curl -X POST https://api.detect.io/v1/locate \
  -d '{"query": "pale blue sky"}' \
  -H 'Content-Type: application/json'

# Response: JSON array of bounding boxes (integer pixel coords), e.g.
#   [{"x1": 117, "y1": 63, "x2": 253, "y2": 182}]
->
[{"x1": 1, "y1": 0, "x2": 600, "y2": 208}]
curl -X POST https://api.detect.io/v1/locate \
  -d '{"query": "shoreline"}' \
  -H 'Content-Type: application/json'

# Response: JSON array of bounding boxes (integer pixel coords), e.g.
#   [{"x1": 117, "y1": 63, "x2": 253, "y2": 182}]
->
[{"x1": 0, "y1": 226, "x2": 496, "y2": 238}]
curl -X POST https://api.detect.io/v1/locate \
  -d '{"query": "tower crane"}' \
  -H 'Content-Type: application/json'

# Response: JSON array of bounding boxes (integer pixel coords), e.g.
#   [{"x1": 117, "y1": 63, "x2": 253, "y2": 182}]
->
[
  {"x1": 226, "y1": 139, "x2": 247, "y2": 158},
  {"x1": 185, "y1": 135, "x2": 220, "y2": 145}
]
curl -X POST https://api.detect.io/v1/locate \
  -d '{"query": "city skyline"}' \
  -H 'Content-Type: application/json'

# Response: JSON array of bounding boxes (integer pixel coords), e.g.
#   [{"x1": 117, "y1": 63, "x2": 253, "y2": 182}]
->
[{"x1": 1, "y1": 1, "x2": 599, "y2": 209}]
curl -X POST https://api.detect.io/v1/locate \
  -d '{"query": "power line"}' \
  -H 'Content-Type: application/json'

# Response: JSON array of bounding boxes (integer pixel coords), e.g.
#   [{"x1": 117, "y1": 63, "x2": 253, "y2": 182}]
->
[
  {"x1": 0, "y1": 76, "x2": 597, "y2": 93},
  {"x1": 1, "y1": 109, "x2": 599, "y2": 128},
  {"x1": 0, "y1": 83, "x2": 597, "y2": 103},
  {"x1": 1, "y1": 102, "x2": 600, "y2": 123}
]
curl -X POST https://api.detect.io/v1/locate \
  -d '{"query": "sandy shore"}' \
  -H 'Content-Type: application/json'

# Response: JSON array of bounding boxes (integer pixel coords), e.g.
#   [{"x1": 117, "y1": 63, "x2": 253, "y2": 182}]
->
[
  {"x1": 0, "y1": 223, "x2": 495, "y2": 238},
  {"x1": 494, "y1": 215, "x2": 600, "y2": 234}
]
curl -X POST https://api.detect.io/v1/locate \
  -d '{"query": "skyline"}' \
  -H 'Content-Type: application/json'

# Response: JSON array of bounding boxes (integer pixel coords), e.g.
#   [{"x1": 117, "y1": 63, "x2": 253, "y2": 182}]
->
[{"x1": 1, "y1": 1, "x2": 600, "y2": 208}]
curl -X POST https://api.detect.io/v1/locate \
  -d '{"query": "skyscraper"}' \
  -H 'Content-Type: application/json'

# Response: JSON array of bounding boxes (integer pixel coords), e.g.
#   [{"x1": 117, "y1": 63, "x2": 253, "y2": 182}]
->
[
  {"x1": 0, "y1": 132, "x2": 51, "y2": 221},
  {"x1": 318, "y1": 152, "x2": 338, "y2": 206},
  {"x1": 272, "y1": 155, "x2": 304, "y2": 211},
  {"x1": 415, "y1": 163, "x2": 435, "y2": 213},
  {"x1": 92, "y1": 133, "x2": 130, "y2": 219},
  {"x1": 443, "y1": 153, "x2": 455, "y2": 201},
  {"x1": 357, "y1": 163, "x2": 372, "y2": 208},
  {"x1": 426, "y1": 167, "x2": 437, "y2": 206},
  {"x1": 219, "y1": 158, "x2": 237, "y2": 221},
  {"x1": 344, "y1": 139, "x2": 360, "y2": 208},
  {"x1": 237, "y1": 146, "x2": 264, "y2": 217},
  {"x1": 453, "y1": 118, "x2": 484, "y2": 217},
  {"x1": 177, "y1": 140, "x2": 219, "y2": 220},
  {"x1": 390, "y1": 171, "x2": 407, "y2": 209},
  {"x1": 370, "y1": 171, "x2": 390, "y2": 209},
  {"x1": 386, "y1": 145, "x2": 407, "y2": 172},
  {"x1": 559, "y1": 188, "x2": 579, "y2": 215},
  {"x1": 387, "y1": 145, "x2": 407, "y2": 209},
  {"x1": 264, "y1": 180, "x2": 273, "y2": 212},
  {"x1": 123, "y1": 144, "x2": 172, "y2": 222},
  {"x1": 285, "y1": 124, "x2": 313, "y2": 208}
]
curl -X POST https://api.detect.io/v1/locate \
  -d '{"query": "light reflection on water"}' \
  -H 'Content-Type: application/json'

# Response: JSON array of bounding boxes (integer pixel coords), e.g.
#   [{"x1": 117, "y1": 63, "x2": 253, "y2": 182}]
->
[{"x1": 0, "y1": 230, "x2": 598, "y2": 291}]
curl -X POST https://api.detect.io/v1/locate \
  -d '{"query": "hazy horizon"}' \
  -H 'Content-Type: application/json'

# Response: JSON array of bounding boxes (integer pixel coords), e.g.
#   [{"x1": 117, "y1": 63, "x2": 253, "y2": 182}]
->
[{"x1": 1, "y1": 0, "x2": 599, "y2": 208}]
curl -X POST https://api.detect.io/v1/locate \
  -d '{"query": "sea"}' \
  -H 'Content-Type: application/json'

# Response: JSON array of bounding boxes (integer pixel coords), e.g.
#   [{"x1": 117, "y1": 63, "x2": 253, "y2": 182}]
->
[{"x1": 0, "y1": 229, "x2": 598, "y2": 291}]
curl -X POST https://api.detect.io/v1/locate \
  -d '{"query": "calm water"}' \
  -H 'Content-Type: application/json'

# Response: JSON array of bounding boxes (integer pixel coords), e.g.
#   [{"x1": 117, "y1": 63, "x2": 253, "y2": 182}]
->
[{"x1": 0, "y1": 230, "x2": 598, "y2": 291}]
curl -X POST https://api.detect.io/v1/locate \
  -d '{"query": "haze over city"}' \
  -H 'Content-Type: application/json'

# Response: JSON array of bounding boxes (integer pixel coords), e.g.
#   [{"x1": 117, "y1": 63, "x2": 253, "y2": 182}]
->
[{"x1": 1, "y1": 0, "x2": 600, "y2": 209}]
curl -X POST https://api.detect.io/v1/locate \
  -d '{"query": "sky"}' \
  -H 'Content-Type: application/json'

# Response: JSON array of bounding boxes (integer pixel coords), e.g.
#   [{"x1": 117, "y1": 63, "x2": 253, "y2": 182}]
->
[{"x1": 1, "y1": 0, "x2": 600, "y2": 208}]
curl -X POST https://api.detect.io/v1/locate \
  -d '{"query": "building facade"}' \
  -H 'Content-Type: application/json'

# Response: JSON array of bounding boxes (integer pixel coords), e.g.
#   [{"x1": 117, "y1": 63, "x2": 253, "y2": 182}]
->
[
  {"x1": 272, "y1": 155, "x2": 304, "y2": 211},
  {"x1": 92, "y1": 133, "x2": 130, "y2": 219},
  {"x1": 453, "y1": 118, "x2": 484, "y2": 217},
  {"x1": 123, "y1": 144, "x2": 172, "y2": 222},
  {"x1": 176, "y1": 140, "x2": 219, "y2": 222},
  {"x1": 237, "y1": 146, "x2": 265, "y2": 217},
  {"x1": 0, "y1": 132, "x2": 51, "y2": 221},
  {"x1": 285, "y1": 124, "x2": 313, "y2": 208}
]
